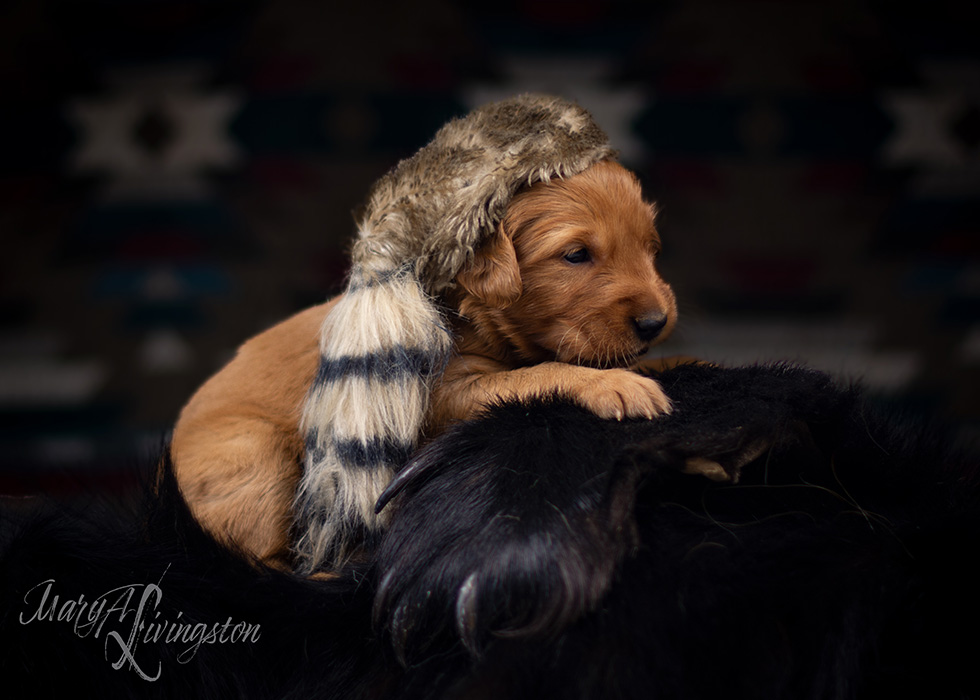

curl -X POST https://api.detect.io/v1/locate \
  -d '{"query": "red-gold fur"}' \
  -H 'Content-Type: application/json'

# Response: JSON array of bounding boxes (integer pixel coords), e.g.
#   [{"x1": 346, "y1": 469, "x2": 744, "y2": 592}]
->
[
  {"x1": 430, "y1": 161, "x2": 675, "y2": 433},
  {"x1": 171, "y1": 160, "x2": 676, "y2": 569}
]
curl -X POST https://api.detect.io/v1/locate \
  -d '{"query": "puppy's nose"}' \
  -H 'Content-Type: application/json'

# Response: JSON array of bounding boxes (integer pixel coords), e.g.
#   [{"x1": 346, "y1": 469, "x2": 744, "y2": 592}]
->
[{"x1": 633, "y1": 312, "x2": 668, "y2": 342}]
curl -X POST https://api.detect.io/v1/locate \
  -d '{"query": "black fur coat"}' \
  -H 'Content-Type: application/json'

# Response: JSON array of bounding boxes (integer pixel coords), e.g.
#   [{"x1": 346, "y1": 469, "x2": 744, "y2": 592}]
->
[{"x1": 2, "y1": 363, "x2": 979, "y2": 699}]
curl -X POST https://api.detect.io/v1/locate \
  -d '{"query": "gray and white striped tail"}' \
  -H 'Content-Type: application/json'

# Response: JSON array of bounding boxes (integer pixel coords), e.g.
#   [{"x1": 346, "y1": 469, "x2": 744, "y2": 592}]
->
[{"x1": 295, "y1": 265, "x2": 452, "y2": 573}]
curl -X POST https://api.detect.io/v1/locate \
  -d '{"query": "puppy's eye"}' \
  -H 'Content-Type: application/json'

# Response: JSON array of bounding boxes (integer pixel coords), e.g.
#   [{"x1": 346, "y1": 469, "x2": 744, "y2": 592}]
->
[{"x1": 563, "y1": 248, "x2": 591, "y2": 264}]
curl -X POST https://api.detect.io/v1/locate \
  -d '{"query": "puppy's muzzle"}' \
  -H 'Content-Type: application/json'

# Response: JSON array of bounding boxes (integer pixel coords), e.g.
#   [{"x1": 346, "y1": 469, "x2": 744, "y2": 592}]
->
[{"x1": 633, "y1": 312, "x2": 668, "y2": 343}]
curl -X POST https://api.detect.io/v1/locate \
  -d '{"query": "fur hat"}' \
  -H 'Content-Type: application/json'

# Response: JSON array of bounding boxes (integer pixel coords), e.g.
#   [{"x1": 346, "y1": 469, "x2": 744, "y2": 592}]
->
[{"x1": 296, "y1": 94, "x2": 616, "y2": 572}]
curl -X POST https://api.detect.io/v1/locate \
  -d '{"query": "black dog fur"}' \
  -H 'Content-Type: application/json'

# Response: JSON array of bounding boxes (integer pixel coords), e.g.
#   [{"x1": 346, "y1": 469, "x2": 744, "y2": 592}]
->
[{"x1": 2, "y1": 363, "x2": 980, "y2": 699}]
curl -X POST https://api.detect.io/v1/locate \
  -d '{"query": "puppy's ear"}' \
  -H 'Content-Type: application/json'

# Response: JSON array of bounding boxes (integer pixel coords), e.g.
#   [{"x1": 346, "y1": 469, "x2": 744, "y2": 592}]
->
[{"x1": 456, "y1": 223, "x2": 522, "y2": 308}]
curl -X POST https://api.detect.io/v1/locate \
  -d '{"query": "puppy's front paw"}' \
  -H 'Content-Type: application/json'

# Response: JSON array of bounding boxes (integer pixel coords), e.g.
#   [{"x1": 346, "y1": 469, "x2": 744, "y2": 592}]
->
[{"x1": 571, "y1": 368, "x2": 671, "y2": 421}]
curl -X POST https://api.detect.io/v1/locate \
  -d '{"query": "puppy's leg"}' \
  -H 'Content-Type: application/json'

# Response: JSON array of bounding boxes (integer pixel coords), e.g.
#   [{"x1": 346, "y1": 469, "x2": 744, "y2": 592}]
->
[
  {"x1": 428, "y1": 355, "x2": 671, "y2": 434},
  {"x1": 170, "y1": 302, "x2": 331, "y2": 568},
  {"x1": 172, "y1": 415, "x2": 301, "y2": 568}
]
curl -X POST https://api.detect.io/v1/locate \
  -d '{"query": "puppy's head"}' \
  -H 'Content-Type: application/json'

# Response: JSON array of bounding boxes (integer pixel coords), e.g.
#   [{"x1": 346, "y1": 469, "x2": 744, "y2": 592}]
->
[{"x1": 456, "y1": 160, "x2": 676, "y2": 368}]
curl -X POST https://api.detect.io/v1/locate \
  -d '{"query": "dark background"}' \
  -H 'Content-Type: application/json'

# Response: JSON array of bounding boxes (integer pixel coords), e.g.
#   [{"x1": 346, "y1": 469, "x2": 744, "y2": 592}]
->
[{"x1": 2, "y1": 0, "x2": 979, "y2": 492}]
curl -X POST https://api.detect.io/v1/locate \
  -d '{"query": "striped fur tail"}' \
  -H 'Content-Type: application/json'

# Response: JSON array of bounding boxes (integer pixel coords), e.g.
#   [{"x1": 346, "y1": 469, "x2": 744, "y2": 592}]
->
[
  {"x1": 295, "y1": 265, "x2": 452, "y2": 573},
  {"x1": 292, "y1": 95, "x2": 615, "y2": 573}
]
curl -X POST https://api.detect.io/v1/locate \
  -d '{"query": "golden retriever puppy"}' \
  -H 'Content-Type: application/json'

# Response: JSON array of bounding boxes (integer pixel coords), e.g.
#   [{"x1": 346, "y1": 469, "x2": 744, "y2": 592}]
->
[
  {"x1": 428, "y1": 160, "x2": 675, "y2": 433},
  {"x1": 170, "y1": 160, "x2": 675, "y2": 570}
]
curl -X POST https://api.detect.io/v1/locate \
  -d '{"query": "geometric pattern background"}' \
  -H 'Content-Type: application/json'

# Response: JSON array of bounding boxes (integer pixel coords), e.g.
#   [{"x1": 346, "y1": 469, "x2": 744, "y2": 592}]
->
[{"x1": 2, "y1": 0, "x2": 979, "y2": 491}]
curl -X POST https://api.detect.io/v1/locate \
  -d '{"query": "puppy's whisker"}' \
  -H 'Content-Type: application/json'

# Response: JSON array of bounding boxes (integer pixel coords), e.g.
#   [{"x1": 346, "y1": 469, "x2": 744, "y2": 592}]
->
[
  {"x1": 558, "y1": 324, "x2": 591, "y2": 367},
  {"x1": 578, "y1": 336, "x2": 590, "y2": 367},
  {"x1": 584, "y1": 327, "x2": 605, "y2": 367},
  {"x1": 555, "y1": 325, "x2": 578, "y2": 363}
]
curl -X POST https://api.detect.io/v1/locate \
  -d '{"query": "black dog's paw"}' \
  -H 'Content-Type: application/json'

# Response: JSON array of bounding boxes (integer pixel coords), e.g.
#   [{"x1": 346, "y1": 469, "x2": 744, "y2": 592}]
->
[
  {"x1": 631, "y1": 362, "x2": 852, "y2": 484},
  {"x1": 371, "y1": 364, "x2": 849, "y2": 664},
  {"x1": 680, "y1": 433, "x2": 771, "y2": 483},
  {"x1": 373, "y1": 400, "x2": 642, "y2": 664}
]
